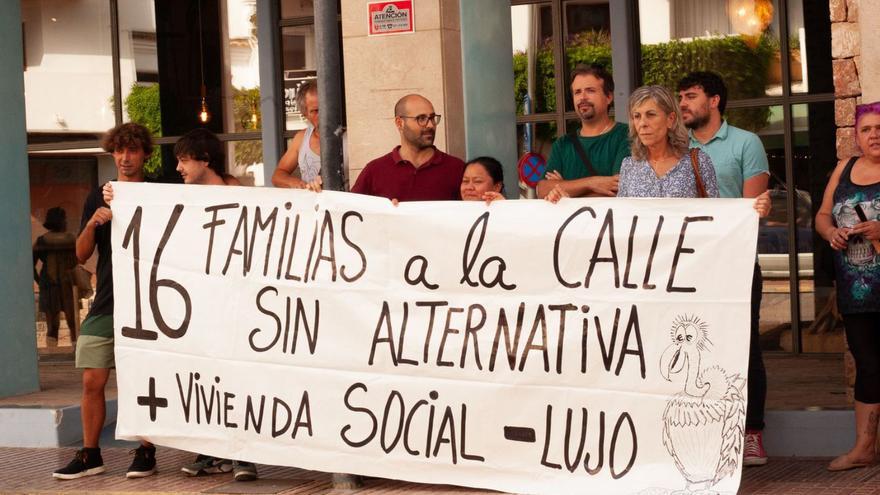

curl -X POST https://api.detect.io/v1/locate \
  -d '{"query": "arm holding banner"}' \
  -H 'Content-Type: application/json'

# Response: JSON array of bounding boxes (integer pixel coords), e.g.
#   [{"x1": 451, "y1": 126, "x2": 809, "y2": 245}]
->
[{"x1": 76, "y1": 188, "x2": 110, "y2": 264}]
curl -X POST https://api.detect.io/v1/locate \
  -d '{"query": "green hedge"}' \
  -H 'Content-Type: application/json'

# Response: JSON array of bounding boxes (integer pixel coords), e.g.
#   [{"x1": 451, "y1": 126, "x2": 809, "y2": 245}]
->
[
  {"x1": 232, "y1": 87, "x2": 262, "y2": 167},
  {"x1": 124, "y1": 84, "x2": 162, "y2": 177},
  {"x1": 642, "y1": 35, "x2": 775, "y2": 132},
  {"x1": 513, "y1": 33, "x2": 775, "y2": 132}
]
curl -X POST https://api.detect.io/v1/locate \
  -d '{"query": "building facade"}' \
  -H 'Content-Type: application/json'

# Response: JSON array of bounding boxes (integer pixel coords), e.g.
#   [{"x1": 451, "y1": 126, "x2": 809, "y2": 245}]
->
[{"x1": 1, "y1": 0, "x2": 876, "y2": 399}]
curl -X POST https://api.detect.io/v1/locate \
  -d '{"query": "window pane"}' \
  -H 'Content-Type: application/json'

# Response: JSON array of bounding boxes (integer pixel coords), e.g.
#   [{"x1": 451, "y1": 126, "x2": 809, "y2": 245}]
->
[
  {"x1": 563, "y1": 1, "x2": 612, "y2": 113},
  {"x1": 281, "y1": 0, "x2": 314, "y2": 19},
  {"x1": 638, "y1": 0, "x2": 782, "y2": 98},
  {"x1": 787, "y1": 0, "x2": 833, "y2": 94},
  {"x1": 223, "y1": 0, "x2": 261, "y2": 133},
  {"x1": 516, "y1": 121, "x2": 556, "y2": 197},
  {"x1": 118, "y1": 0, "x2": 162, "y2": 178},
  {"x1": 282, "y1": 25, "x2": 317, "y2": 131},
  {"x1": 23, "y1": 0, "x2": 115, "y2": 136},
  {"x1": 512, "y1": 4, "x2": 557, "y2": 116},
  {"x1": 745, "y1": 105, "x2": 795, "y2": 351},
  {"x1": 30, "y1": 152, "x2": 100, "y2": 349},
  {"x1": 227, "y1": 138, "x2": 264, "y2": 186},
  {"x1": 792, "y1": 102, "x2": 842, "y2": 352}
]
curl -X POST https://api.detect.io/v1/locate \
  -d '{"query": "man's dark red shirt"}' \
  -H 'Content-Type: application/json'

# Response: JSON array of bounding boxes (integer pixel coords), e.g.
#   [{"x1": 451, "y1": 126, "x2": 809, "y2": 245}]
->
[{"x1": 351, "y1": 146, "x2": 465, "y2": 201}]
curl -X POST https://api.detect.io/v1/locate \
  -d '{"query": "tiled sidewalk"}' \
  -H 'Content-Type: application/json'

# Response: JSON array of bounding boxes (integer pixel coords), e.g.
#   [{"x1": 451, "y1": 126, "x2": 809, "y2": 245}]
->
[{"x1": 2, "y1": 446, "x2": 880, "y2": 495}]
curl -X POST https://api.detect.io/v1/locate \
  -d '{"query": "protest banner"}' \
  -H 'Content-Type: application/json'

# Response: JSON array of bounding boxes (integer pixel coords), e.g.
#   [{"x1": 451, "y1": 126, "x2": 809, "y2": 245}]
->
[{"x1": 111, "y1": 182, "x2": 757, "y2": 495}]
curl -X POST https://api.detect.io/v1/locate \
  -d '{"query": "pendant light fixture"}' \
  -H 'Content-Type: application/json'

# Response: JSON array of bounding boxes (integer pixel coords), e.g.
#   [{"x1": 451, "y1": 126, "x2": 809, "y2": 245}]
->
[{"x1": 197, "y1": 0, "x2": 210, "y2": 123}]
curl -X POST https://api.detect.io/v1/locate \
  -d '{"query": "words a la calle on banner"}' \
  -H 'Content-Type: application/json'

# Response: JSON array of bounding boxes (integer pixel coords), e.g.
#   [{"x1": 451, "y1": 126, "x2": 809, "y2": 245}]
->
[{"x1": 111, "y1": 182, "x2": 757, "y2": 495}]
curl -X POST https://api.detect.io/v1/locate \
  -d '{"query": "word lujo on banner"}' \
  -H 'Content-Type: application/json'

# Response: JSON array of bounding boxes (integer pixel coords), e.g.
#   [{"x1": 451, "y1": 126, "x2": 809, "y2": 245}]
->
[{"x1": 111, "y1": 182, "x2": 758, "y2": 495}]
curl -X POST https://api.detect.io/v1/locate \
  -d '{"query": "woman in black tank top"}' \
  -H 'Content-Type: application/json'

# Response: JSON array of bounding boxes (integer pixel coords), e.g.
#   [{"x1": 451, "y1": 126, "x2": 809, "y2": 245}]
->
[{"x1": 816, "y1": 101, "x2": 880, "y2": 472}]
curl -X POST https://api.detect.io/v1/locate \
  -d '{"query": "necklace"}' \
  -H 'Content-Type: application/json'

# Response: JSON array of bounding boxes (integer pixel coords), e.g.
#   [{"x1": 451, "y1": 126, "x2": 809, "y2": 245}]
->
[{"x1": 582, "y1": 120, "x2": 614, "y2": 137}]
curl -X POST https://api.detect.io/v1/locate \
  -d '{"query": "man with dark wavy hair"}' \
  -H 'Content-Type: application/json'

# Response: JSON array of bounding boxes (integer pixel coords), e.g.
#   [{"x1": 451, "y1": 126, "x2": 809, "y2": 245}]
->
[
  {"x1": 53, "y1": 123, "x2": 159, "y2": 480},
  {"x1": 173, "y1": 128, "x2": 240, "y2": 185}
]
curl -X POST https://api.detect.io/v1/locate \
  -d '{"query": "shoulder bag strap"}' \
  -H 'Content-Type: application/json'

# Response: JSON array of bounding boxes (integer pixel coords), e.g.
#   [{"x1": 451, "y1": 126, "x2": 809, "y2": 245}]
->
[
  {"x1": 689, "y1": 148, "x2": 707, "y2": 199},
  {"x1": 568, "y1": 133, "x2": 599, "y2": 177}
]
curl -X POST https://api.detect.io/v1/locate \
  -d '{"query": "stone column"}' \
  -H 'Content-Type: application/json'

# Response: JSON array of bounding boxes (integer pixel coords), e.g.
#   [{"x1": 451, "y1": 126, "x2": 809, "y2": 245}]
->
[
  {"x1": 831, "y1": 0, "x2": 861, "y2": 159},
  {"x1": 341, "y1": 0, "x2": 465, "y2": 180},
  {"x1": 459, "y1": 0, "x2": 518, "y2": 197},
  {"x1": 857, "y1": 0, "x2": 880, "y2": 100},
  {"x1": 0, "y1": 1, "x2": 39, "y2": 398}
]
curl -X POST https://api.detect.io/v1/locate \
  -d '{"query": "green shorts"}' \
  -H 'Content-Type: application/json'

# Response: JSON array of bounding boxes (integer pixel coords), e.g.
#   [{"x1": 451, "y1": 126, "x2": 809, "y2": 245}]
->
[{"x1": 75, "y1": 315, "x2": 115, "y2": 369}]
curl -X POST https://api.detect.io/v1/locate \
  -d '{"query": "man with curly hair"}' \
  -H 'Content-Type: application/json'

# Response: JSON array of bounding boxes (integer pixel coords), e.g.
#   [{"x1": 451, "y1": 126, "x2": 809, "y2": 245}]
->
[{"x1": 53, "y1": 123, "x2": 159, "y2": 480}]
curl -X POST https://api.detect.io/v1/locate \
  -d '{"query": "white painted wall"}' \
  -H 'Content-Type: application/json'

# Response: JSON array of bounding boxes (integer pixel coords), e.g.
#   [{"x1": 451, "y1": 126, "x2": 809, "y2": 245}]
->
[{"x1": 22, "y1": 0, "x2": 116, "y2": 133}]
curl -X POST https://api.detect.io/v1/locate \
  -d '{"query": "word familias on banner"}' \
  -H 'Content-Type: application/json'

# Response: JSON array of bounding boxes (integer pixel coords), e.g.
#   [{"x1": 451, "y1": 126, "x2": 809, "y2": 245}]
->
[{"x1": 202, "y1": 202, "x2": 367, "y2": 282}]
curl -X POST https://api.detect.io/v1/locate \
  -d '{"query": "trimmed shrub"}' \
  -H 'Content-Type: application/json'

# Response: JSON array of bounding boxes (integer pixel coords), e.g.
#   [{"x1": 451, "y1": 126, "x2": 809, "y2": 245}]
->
[
  {"x1": 124, "y1": 83, "x2": 162, "y2": 177},
  {"x1": 513, "y1": 33, "x2": 775, "y2": 133}
]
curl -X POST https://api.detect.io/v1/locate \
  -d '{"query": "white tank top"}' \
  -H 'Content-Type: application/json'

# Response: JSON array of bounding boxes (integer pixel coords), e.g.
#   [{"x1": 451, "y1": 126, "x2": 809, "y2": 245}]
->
[{"x1": 298, "y1": 125, "x2": 322, "y2": 184}]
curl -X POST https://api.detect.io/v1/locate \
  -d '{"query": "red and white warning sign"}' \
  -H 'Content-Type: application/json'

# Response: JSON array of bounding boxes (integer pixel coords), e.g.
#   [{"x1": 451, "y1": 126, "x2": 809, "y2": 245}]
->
[{"x1": 368, "y1": 1, "x2": 415, "y2": 36}]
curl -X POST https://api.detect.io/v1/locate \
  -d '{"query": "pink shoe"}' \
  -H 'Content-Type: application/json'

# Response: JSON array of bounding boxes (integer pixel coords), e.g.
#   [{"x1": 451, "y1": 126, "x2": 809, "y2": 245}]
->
[{"x1": 743, "y1": 430, "x2": 768, "y2": 466}]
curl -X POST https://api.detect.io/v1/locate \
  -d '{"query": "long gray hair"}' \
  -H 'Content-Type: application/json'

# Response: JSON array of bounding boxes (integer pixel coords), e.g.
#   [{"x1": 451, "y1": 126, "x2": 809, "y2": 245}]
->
[{"x1": 628, "y1": 85, "x2": 689, "y2": 161}]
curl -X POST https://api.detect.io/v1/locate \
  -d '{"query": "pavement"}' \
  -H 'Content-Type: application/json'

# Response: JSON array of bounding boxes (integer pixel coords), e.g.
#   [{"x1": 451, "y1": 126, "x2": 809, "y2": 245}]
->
[
  {"x1": 2, "y1": 446, "x2": 880, "y2": 494},
  {"x1": 0, "y1": 342, "x2": 867, "y2": 494}
]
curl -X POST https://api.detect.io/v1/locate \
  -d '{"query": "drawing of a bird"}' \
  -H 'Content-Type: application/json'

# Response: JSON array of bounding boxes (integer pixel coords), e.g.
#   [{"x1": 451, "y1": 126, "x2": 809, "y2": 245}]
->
[{"x1": 660, "y1": 315, "x2": 746, "y2": 493}]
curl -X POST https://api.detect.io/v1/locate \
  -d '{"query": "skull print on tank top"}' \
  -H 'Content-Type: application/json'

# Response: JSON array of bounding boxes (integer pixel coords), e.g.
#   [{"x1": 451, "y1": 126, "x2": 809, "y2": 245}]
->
[{"x1": 832, "y1": 157, "x2": 880, "y2": 314}]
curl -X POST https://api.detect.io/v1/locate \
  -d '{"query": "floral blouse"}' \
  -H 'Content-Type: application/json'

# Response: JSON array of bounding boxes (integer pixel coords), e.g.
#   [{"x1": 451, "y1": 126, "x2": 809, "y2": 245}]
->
[{"x1": 617, "y1": 149, "x2": 719, "y2": 198}]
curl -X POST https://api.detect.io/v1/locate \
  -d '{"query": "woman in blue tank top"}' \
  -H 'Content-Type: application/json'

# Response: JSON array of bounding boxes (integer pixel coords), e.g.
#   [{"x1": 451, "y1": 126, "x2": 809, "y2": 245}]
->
[{"x1": 816, "y1": 101, "x2": 880, "y2": 472}]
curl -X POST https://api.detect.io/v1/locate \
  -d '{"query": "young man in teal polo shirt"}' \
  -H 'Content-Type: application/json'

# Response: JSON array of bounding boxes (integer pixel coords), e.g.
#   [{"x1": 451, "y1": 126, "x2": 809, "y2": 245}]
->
[
  {"x1": 536, "y1": 64, "x2": 630, "y2": 199},
  {"x1": 678, "y1": 71, "x2": 771, "y2": 467}
]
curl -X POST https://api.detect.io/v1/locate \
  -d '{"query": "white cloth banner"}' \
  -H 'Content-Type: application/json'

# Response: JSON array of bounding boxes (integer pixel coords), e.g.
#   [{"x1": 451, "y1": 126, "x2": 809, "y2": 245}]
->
[{"x1": 112, "y1": 182, "x2": 757, "y2": 495}]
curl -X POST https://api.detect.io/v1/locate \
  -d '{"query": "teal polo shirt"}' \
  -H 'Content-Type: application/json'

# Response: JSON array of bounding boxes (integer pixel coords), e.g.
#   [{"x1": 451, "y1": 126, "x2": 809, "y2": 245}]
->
[{"x1": 688, "y1": 120, "x2": 769, "y2": 198}]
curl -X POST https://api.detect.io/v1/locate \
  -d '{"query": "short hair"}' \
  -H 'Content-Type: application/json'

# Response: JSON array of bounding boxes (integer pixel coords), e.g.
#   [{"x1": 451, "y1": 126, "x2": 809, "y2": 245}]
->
[
  {"x1": 102, "y1": 122, "x2": 153, "y2": 155},
  {"x1": 856, "y1": 101, "x2": 880, "y2": 126},
  {"x1": 677, "y1": 71, "x2": 728, "y2": 115},
  {"x1": 43, "y1": 206, "x2": 67, "y2": 232},
  {"x1": 628, "y1": 85, "x2": 689, "y2": 161},
  {"x1": 570, "y1": 64, "x2": 614, "y2": 97},
  {"x1": 295, "y1": 79, "x2": 318, "y2": 114},
  {"x1": 465, "y1": 156, "x2": 505, "y2": 187},
  {"x1": 173, "y1": 128, "x2": 226, "y2": 177}
]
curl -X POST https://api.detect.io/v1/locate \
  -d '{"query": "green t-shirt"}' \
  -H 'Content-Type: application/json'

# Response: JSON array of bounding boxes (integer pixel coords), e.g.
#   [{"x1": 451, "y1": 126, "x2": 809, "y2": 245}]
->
[{"x1": 544, "y1": 122, "x2": 630, "y2": 179}]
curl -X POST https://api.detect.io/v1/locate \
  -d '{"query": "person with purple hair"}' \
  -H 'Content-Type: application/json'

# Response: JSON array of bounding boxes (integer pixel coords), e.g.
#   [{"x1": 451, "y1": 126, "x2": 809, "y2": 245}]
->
[{"x1": 816, "y1": 101, "x2": 880, "y2": 471}]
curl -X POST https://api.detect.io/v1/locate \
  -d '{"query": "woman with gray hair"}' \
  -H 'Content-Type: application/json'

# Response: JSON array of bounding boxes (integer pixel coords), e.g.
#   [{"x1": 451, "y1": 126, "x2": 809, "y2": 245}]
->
[{"x1": 617, "y1": 85, "x2": 719, "y2": 199}]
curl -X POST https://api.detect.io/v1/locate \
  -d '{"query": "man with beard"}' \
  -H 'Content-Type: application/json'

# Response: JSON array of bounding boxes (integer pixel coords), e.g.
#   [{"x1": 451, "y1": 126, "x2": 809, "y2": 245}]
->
[
  {"x1": 678, "y1": 71, "x2": 771, "y2": 467},
  {"x1": 536, "y1": 64, "x2": 630, "y2": 199},
  {"x1": 351, "y1": 94, "x2": 464, "y2": 200},
  {"x1": 53, "y1": 123, "x2": 159, "y2": 480}
]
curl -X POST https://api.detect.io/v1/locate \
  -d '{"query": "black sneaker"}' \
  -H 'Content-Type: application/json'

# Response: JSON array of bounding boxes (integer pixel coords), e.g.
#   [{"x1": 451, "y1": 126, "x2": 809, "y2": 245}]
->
[
  {"x1": 180, "y1": 454, "x2": 233, "y2": 476},
  {"x1": 53, "y1": 448, "x2": 106, "y2": 480},
  {"x1": 232, "y1": 460, "x2": 258, "y2": 482},
  {"x1": 126, "y1": 445, "x2": 157, "y2": 478}
]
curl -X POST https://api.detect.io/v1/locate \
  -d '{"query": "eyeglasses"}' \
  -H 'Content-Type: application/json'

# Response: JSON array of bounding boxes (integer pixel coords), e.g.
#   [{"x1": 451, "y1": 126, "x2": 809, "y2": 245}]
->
[{"x1": 399, "y1": 114, "x2": 442, "y2": 126}]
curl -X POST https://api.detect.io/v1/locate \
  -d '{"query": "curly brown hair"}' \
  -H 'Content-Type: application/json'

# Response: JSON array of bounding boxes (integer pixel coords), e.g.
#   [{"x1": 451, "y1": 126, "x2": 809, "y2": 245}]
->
[{"x1": 102, "y1": 122, "x2": 153, "y2": 155}]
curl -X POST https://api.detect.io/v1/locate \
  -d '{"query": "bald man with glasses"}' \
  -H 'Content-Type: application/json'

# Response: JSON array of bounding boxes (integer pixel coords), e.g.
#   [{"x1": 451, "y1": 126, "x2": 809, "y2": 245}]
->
[{"x1": 351, "y1": 94, "x2": 465, "y2": 201}]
